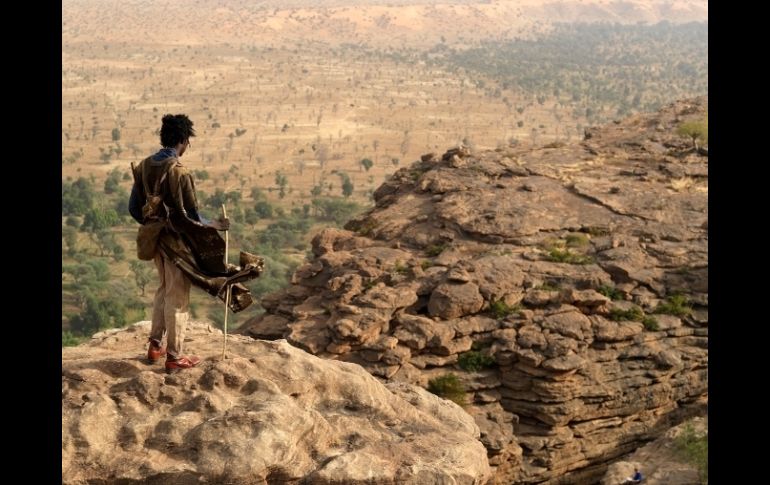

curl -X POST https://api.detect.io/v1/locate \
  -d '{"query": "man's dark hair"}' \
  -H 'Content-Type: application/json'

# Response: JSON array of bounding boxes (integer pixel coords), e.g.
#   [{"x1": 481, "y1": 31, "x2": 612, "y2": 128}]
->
[{"x1": 160, "y1": 114, "x2": 196, "y2": 147}]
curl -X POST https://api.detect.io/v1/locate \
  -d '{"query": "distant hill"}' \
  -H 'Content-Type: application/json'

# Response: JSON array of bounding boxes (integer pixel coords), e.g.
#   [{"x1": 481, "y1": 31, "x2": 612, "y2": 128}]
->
[{"x1": 63, "y1": 0, "x2": 708, "y2": 47}]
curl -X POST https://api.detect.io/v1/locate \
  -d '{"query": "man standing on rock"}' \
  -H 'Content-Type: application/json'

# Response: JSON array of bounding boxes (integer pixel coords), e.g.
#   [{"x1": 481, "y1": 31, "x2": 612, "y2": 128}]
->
[{"x1": 129, "y1": 114, "x2": 230, "y2": 371}]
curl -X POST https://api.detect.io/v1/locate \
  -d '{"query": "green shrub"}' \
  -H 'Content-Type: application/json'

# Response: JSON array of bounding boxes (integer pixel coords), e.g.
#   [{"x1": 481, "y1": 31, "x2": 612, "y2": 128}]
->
[
  {"x1": 674, "y1": 423, "x2": 708, "y2": 483},
  {"x1": 609, "y1": 307, "x2": 660, "y2": 332},
  {"x1": 642, "y1": 316, "x2": 659, "y2": 331},
  {"x1": 608, "y1": 306, "x2": 644, "y2": 322},
  {"x1": 393, "y1": 260, "x2": 410, "y2": 275},
  {"x1": 547, "y1": 248, "x2": 594, "y2": 264},
  {"x1": 597, "y1": 284, "x2": 623, "y2": 300},
  {"x1": 655, "y1": 294, "x2": 692, "y2": 317},
  {"x1": 565, "y1": 233, "x2": 590, "y2": 247},
  {"x1": 363, "y1": 280, "x2": 377, "y2": 290},
  {"x1": 490, "y1": 300, "x2": 521, "y2": 319},
  {"x1": 427, "y1": 373, "x2": 466, "y2": 406},
  {"x1": 425, "y1": 243, "x2": 447, "y2": 257},
  {"x1": 62, "y1": 331, "x2": 84, "y2": 347},
  {"x1": 408, "y1": 169, "x2": 426, "y2": 182},
  {"x1": 458, "y1": 351, "x2": 496, "y2": 372}
]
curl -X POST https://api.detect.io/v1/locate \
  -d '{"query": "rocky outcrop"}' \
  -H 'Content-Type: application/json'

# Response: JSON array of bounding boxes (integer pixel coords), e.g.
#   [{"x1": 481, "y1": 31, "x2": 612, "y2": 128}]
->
[
  {"x1": 62, "y1": 322, "x2": 490, "y2": 484},
  {"x1": 239, "y1": 98, "x2": 708, "y2": 484}
]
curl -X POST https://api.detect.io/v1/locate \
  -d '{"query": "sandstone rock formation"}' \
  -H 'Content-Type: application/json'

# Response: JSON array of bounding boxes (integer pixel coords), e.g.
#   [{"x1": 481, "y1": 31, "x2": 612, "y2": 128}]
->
[
  {"x1": 239, "y1": 98, "x2": 709, "y2": 484},
  {"x1": 62, "y1": 322, "x2": 491, "y2": 484}
]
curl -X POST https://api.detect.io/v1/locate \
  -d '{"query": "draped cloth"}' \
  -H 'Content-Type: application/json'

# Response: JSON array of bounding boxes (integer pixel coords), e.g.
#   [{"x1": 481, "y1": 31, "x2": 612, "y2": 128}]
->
[{"x1": 154, "y1": 214, "x2": 264, "y2": 313}]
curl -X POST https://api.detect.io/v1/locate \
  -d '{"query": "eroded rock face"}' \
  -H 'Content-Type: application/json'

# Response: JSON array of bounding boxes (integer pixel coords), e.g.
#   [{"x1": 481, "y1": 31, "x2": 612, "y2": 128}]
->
[
  {"x1": 238, "y1": 98, "x2": 708, "y2": 484},
  {"x1": 62, "y1": 322, "x2": 491, "y2": 484}
]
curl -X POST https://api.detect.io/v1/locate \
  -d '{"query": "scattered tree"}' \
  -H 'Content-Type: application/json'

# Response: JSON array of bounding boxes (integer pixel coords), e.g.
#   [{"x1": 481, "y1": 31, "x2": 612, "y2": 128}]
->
[
  {"x1": 129, "y1": 260, "x2": 154, "y2": 296},
  {"x1": 677, "y1": 118, "x2": 708, "y2": 150},
  {"x1": 342, "y1": 177, "x2": 354, "y2": 198},
  {"x1": 275, "y1": 172, "x2": 288, "y2": 199},
  {"x1": 254, "y1": 200, "x2": 274, "y2": 219}
]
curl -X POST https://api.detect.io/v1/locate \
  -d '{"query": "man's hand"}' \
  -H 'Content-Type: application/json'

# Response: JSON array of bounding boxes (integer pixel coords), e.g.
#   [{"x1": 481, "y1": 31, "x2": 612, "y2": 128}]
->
[{"x1": 209, "y1": 217, "x2": 230, "y2": 231}]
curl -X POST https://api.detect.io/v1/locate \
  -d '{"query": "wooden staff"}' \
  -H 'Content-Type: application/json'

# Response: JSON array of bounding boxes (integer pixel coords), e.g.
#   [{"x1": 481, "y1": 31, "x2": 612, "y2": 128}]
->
[{"x1": 221, "y1": 204, "x2": 231, "y2": 360}]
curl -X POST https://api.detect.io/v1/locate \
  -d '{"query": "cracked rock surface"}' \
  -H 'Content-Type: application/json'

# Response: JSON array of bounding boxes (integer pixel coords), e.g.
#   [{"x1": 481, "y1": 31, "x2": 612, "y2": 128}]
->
[{"x1": 63, "y1": 322, "x2": 490, "y2": 484}]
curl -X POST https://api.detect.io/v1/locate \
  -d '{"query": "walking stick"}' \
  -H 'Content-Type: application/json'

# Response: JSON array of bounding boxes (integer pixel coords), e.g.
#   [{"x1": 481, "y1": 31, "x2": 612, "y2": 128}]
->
[{"x1": 221, "y1": 204, "x2": 231, "y2": 360}]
